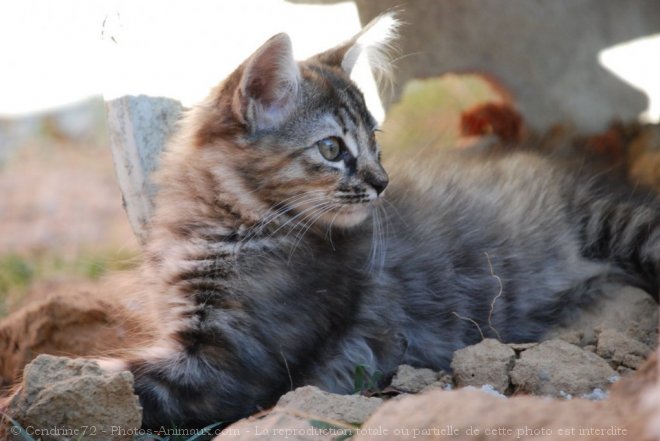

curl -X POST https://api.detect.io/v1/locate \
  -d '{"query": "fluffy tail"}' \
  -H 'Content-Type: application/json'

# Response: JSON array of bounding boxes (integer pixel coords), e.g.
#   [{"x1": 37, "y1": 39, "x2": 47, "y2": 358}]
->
[{"x1": 573, "y1": 179, "x2": 659, "y2": 299}]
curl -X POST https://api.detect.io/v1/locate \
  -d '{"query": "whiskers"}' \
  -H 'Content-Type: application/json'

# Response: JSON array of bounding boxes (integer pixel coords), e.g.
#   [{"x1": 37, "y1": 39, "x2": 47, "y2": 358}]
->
[
  {"x1": 235, "y1": 190, "x2": 387, "y2": 270},
  {"x1": 365, "y1": 200, "x2": 390, "y2": 274},
  {"x1": 238, "y1": 191, "x2": 339, "y2": 257},
  {"x1": 286, "y1": 200, "x2": 339, "y2": 262}
]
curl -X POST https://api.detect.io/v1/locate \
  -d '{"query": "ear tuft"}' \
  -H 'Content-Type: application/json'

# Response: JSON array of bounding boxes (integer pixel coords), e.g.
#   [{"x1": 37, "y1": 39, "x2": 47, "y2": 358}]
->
[
  {"x1": 311, "y1": 12, "x2": 400, "y2": 84},
  {"x1": 341, "y1": 12, "x2": 400, "y2": 82},
  {"x1": 234, "y1": 33, "x2": 300, "y2": 132}
]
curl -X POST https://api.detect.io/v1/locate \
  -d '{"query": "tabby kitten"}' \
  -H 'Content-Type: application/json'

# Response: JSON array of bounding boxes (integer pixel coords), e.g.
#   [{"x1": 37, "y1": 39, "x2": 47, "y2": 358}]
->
[{"x1": 102, "y1": 14, "x2": 659, "y2": 429}]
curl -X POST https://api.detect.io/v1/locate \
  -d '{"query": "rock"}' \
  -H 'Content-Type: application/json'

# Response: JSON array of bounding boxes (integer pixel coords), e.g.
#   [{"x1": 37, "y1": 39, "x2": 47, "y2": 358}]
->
[
  {"x1": 546, "y1": 285, "x2": 658, "y2": 348},
  {"x1": 611, "y1": 350, "x2": 660, "y2": 438},
  {"x1": 465, "y1": 384, "x2": 507, "y2": 399},
  {"x1": 596, "y1": 329, "x2": 652, "y2": 369},
  {"x1": 4, "y1": 354, "x2": 141, "y2": 441},
  {"x1": 420, "y1": 371, "x2": 454, "y2": 393},
  {"x1": 451, "y1": 338, "x2": 515, "y2": 393},
  {"x1": 356, "y1": 387, "x2": 644, "y2": 441},
  {"x1": 105, "y1": 95, "x2": 184, "y2": 243},
  {"x1": 507, "y1": 342, "x2": 538, "y2": 353},
  {"x1": 355, "y1": 351, "x2": 657, "y2": 441},
  {"x1": 276, "y1": 386, "x2": 382, "y2": 425},
  {"x1": 552, "y1": 330, "x2": 592, "y2": 347},
  {"x1": 622, "y1": 354, "x2": 648, "y2": 370},
  {"x1": 214, "y1": 412, "x2": 337, "y2": 441},
  {"x1": 356, "y1": 354, "x2": 658, "y2": 440},
  {"x1": 214, "y1": 386, "x2": 381, "y2": 441},
  {"x1": 580, "y1": 388, "x2": 609, "y2": 401},
  {"x1": 390, "y1": 365, "x2": 447, "y2": 393},
  {"x1": 617, "y1": 366, "x2": 634, "y2": 375},
  {"x1": 510, "y1": 339, "x2": 616, "y2": 397}
]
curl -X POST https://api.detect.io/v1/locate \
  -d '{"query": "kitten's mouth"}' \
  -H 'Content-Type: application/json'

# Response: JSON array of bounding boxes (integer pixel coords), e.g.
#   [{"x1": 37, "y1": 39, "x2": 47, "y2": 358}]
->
[
  {"x1": 326, "y1": 190, "x2": 379, "y2": 228},
  {"x1": 318, "y1": 203, "x2": 371, "y2": 228},
  {"x1": 285, "y1": 193, "x2": 374, "y2": 230}
]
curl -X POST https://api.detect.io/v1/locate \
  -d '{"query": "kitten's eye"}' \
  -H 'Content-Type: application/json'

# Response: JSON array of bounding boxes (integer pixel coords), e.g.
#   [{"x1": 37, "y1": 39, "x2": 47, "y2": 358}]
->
[{"x1": 317, "y1": 137, "x2": 343, "y2": 161}]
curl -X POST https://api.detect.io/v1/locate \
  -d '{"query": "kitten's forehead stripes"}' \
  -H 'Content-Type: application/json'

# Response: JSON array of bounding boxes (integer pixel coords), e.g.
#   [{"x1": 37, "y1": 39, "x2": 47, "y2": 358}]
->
[
  {"x1": 306, "y1": 63, "x2": 377, "y2": 134},
  {"x1": 304, "y1": 62, "x2": 382, "y2": 166},
  {"x1": 333, "y1": 110, "x2": 349, "y2": 135},
  {"x1": 336, "y1": 106, "x2": 357, "y2": 133}
]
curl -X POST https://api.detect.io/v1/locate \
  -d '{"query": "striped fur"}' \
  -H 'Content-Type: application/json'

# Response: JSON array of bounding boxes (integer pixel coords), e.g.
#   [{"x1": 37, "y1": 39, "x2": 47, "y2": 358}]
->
[{"x1": 106, "y1": 15, "x2": 659, "y2": 429}]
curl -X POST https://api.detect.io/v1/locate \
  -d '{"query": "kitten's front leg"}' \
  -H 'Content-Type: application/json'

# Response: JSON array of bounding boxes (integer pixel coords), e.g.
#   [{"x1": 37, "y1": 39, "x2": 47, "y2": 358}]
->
[
  {"x1": 97, "y1": 333, "x2": 285, "y2": 429},
  {"x1": 96, "y1": 357, "x2": 130, "y2": 373}
]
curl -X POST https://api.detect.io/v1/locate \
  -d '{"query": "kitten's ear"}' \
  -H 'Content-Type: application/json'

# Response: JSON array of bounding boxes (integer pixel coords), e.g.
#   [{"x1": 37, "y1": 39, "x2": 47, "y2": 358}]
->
[
  {"x1": 311, "y1": 12, "x2": 399, "y2": 80},
  {"x1": 233, "y1": 33, "x2": 300, "y2": 132}
]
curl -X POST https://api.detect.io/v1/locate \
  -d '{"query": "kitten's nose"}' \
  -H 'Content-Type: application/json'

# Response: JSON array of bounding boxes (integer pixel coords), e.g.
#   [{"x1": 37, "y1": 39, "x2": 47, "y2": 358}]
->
[{"x1": 365, "y1": 169, "x2": 389, "y2": 196}]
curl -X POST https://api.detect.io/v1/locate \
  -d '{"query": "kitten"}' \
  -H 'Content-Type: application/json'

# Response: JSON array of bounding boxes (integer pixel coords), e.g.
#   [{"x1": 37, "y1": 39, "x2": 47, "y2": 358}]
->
[{"x1": 101, "y1": 13, "x2": 658, "y2": 429}]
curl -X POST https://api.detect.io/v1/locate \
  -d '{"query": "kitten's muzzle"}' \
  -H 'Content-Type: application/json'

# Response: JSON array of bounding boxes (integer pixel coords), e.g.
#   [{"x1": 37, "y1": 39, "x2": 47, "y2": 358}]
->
[{"x1": 364, "y1": 168, "x2": 389, "y2": 196}]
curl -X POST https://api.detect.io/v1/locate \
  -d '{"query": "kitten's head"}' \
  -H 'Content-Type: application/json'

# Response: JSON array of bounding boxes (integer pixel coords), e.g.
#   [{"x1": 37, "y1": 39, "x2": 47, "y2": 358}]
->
[{"x1": 187, "y1": 14, "x2": 398, "y2": 229}]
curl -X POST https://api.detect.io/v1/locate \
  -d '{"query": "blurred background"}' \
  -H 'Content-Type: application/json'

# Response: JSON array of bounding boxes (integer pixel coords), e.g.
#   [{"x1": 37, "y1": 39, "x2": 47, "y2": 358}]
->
[{"x1": 1, "y1": 0, "x2": 659, "y2": 318}]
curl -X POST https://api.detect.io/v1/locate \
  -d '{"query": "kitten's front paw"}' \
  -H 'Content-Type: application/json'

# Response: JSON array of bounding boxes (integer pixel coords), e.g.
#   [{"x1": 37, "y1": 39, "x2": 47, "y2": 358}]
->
[{"x1": 95, "y1": 357, "x2": 129, "y2": 373}]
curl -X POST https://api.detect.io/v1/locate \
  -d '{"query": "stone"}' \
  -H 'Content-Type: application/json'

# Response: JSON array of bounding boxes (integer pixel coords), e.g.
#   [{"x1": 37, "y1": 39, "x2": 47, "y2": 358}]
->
[
  {"x1": 355, "y1": 387, "x2": 644, "y2": 441},
  {"x1": 105, "y1": 95, "x2": 183, "y2": 243},
  {"x1": 617, "y1": 366, "x2": 634, "y2": 375},
  {"x1": 355, "y1": 354, "x2": 657, "y2": 440},
  {"x1": 451, "y1": 338, "x2": 515, "y2": 393},
  {"x1": 420, "y1": 371, "x2": 454, "y2": 393},
  {"x1": 596, "y1": 329, "x2": 652, "y2": 369},
  {"x1": 507, "y1": 342, "x2": 538, "y2": 353},
  {"x1": 4, "y1": 354, "x2": 141, "y2": 441},
  {"x1": 276, "y1": 386, "x2": 382, "y2": 425},
  {"x1": 546, "y1": 285, "x2": 657, "y2": 348},
  {"x1": 552, "y1": 330, "x2": 589, "y2": 347},
  {"x1": 214, "y1": 385, "x2": 383, "y2": 441},
  {"x1": 510, "y1": 339, "x2": 616, "y2": 397},
  {"x1": 214, "y1": 412, "x2": 337, "y2": 441},
  {"x1": 390, "y1": 365, "x2": 443, "y2": 393}
]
